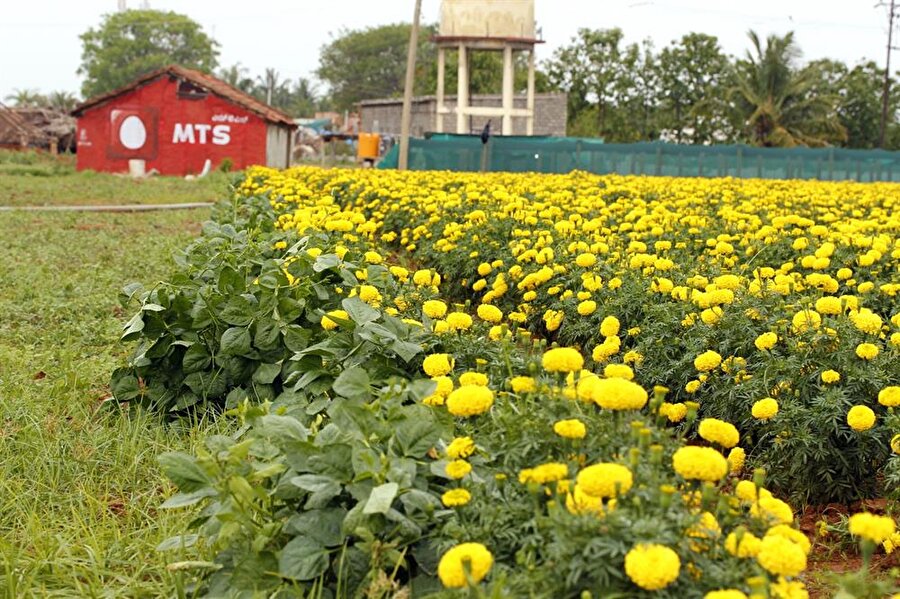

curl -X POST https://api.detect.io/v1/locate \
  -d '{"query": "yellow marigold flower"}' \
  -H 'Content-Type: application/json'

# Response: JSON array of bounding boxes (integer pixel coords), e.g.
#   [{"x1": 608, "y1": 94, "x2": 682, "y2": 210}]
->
[
  {"x1": 756, "y1": 535, "x2": 807, "y2": 577},
  {"x1": 476, "y1": 304, "x2": 502, "y2": 323},
  {"x1": 553, "y1": 419, "x2": 587, "y2": 439},
  {"x1": 509, "y1": 376, "x2": 536, "y2": 393},
  {"x1": 543, "y1": 308, "x2": 564, "y2": 331},
  {"x1": 446, "y1": 385, "x2": 494, "y2": 417},
  {"x1": 363, "y1": 251, "x2": 382, "y2": 264},
  {"x1": 754, "y1": 332, "x2": 778, "y2": 351},
  {"x1": 576, "y1": 463, "x2": 633, "y2": 498},
  {"x1": 791, "y1": 309, "x2": 821, "y2": 333},
  {"x1": 441, "y1": 488, "x2": 471, "y2": 507},
  {"x1": 705, "y1": 590, "x2": 748, "y2": 599},
  {"x1": 445, "y1": 459, "x2": 472, "y2": 479},
  {"x1": 725, "y1": 529, "x2": 762, "y2": 557},
  {"x1": 855, "y1": 342, "x2": 879, "y2": 360},
  {"x1": 751, "y1": 496, "x2": 795, "y2": 525},
  {"x1": 446, "y1": 312, "x2": 473, "y2": 331},
  {"x1": 477, "y1": 262, "x2": 492, "y2": 276},
  {"x1": 423, "y1": 353, "x2": 454, "y2": 377},
  {"x1": 734, "y1": 480, "x2": 759, "y2": 502},
  {"x1": 624, "y1": 543, "x2": 680, "y2": 591},
  {"x1": 603, "y1": 363, "x2": 634, "y2": 381},
  {"x1": 769, "y1": 578, "x2": 809, "y2": 599},
  {"x1": 423, "y1": 300, "x2": 448, "y2": 319},
  {"x1": 685, "y1": 380, "x2": 702, "y2": 394},
  {"x1": 437, "y1": 542, "x2": 493, "y2": 588},
  {"x1": 659, "y1": 402, "x2": 688, "y2": 422},
  {"x1": 727, "y1": 447, "x2": 746, "y2": 475},
  {"x1": 413, "y1": 269, "x2": 436, "y2": 286},
  {"x1": 694, "y1": 350, "x2": 723, "y2": 372},
  {"x1": 672, "y1": 446, "x2": 728, "y2": 481},
  {"x1": 883, "y1": 532, "x2": 900, "y2": 554},
  {"x1": 575, "y1": 252, "x2": 596, "y2": 267},
  {"x1": 564, "y1": 483, "x2": 604, "y2": 515},
  {"x1": 577, "y1": 300, "x2": 597, "y2": 316},
  {"x1": 320, "y1": 309, "x2": 348, "y2": 330},
  {"x1": 592, "y1": 377, "x2": 648, "y2": 410},
  {"x1": 542, "y1": 347, "x2": 584, "y2": 373},
  {"x1": 878, "y1": 386, "x2": 900, "y2": 407},
  {"x1": 599, "y1": 315, "x2": 621, "y2": 337},
  {"x1": 821, "y1": 370, "x2": 841, "y2": 384},
  {"x1": 431, "y1": 376, "x2": 454, "y2": 399},
  {"x1": 698, "y1": 418, "x2": 741, "y2": 448},
  {"x1": 766, "y1": 525, "x2": 811, "y2": 555},
  {"x1": 815, "y1": 296, "x2": 842, "y2": 315},
  {"x1": 459, "y1": 372, "x2": 488, "y2": 387},
  {"x1": 358, "y1": 284, "x2": 382, "y2": 306},
  {"x1": 519, "y1": 462, "x2": 569, "y2": 484},
  {"x1": 847, "y1": 405, "x2": 875, "y2": 432},
  {"x1": 848, "y1": 512, "x2": 896, "y2": 543},
  {"x1": 892, "y1": 434, "x2": 900, "y2": 454},
  {"x1": 446, "y1": 436, "x2": 475, "y2": 459},
  {"x1": 752, "y1": 398, "x2": 779, "y2": 421}
]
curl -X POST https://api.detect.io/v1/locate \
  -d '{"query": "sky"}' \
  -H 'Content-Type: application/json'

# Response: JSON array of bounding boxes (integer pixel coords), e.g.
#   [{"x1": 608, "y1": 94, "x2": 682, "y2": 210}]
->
[{"x1": 0, "y1": 0, "x2": 892, "y2": 102}]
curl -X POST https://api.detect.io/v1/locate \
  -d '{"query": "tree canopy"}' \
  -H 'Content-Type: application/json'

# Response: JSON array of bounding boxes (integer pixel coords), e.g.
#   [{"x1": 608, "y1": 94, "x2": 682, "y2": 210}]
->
[{"x1": 78, "y1": 9, "x2": 219, "y2": 99}]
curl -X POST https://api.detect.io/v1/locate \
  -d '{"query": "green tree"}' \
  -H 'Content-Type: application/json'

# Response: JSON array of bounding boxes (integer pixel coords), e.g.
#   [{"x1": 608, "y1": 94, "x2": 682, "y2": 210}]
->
[
  {"x1": 46, "y1": 91, "x2": 80, "y2": 112},
  {"x1": 730, "y1": 31, "x2": 845, "y2": 147},
  {"x1": 317, "y1": 23, "x2": 436, "y2": 110},
  {"x1": 78, "y1": 10, "x2": 219, "y2": 99},
  {"x1": 3, "y1": 89, "x2": 47, "y2": 107},
  {"x1": 545, "y1": 28, "x2": 643, "y2": 139},
  {"x1": 655, "y1": 33, "x2": 733, "y2": 144},
  {"x1": 218, "y1": 63, "x2": 255, "y2": 94}
]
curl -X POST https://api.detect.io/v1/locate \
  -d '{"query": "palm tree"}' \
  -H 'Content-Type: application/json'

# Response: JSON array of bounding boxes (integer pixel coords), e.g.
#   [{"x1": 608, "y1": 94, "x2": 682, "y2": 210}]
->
[
  {"x1": 731, "y1": 31, "x2": 845, "y2": 147},
  {"x1": 218, "y1": 63, "x2": 255, "y2": 93},
  {"x1": 257, "y1": 68, "x2": 281, "y2": 106},
  {"x1": 46, "y1": 91, "x2": 79, "y2": 112},
  {"x1": 4, "y1": 89, "x2": 47, "y2": 108}
]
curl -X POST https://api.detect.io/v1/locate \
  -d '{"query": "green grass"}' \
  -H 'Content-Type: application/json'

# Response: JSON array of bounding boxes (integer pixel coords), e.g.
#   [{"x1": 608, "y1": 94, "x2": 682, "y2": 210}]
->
[
  {"x1": 0, "y1": 149, "x2": 234, "y2": 206},
  {"x1": 0, "y1": 209, "x2": 222, "y2": 596}
]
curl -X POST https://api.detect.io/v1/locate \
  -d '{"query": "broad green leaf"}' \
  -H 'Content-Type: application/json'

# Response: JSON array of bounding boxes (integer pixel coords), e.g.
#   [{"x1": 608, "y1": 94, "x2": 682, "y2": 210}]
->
[
  {"x1": 252, "y1": 362, "x2": 282, "y2": 385},
  {"x1": 158, "y1": 452, "x2": 213, "y2": 492},
  {"x1": 341, "y1": 296, "x2": 379, "y2": 325},
  {"x1": 391, "y1": 339, "x2": 423, "y2": 362},
  {"x1": 220, "y1": 295, "x2": 256, "y2": 326},
  {"x1": 312, "y1": 253, "x2": 341, "y2": 272},
  {"x1": 160, "y1": 488, "x2": 217, "y2": 509},
  {"x1": 155, "y1": 534, "x2": 199, "y2": 551},
  {"x1": 219, "y1": 326, "x2": 251, "y2": 356},
  {"x1": 332, "y1": 366, "x2": 370, "y2": 399},
  {"x1": 363, "y1": 482, "x2": 399, "y2": 515},
  {"x1": 121, "y1": 312, "x2": 145, "y2": 341},
  {"x1": 285, "y1": 508, "x2": 347, "y2": 547},
  {"x1": 110, "y1": 368, "x2": 140, "y2": 401},
  {"x1": 278, "y1": 536, "x2": 329, "y2": 581},
  {"x1": 254, "y1": 318, "x2": 281, "y2": 351},
  {"x1": 182, "y1": 344, "x2": 211, "y2": 374},
  {"x1": 256, "y1": 414, "x2": 308, "y2": 442}
]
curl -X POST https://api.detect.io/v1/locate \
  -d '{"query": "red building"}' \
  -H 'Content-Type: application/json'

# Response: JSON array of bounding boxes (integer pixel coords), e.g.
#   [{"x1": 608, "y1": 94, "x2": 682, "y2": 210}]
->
[{"x1": 72, "y1": 65, "x2": 295, "y2": 175}]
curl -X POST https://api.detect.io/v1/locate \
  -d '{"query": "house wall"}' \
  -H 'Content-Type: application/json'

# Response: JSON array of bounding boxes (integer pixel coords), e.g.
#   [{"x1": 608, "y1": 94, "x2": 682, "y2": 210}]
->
[
  {"x1": 266, "y1": 124, "x2": 291, "y2": 168},
  {"x1": 359, "y1": 93, "x2": 568, "y2": 137},
  {"x1": 75, "y1": 76, "x2": 268, "y2": 175}
]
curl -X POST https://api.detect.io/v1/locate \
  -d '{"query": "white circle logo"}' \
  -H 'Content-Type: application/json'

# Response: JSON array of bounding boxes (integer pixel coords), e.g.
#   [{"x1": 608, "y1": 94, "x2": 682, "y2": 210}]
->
[{"x1": 119, "y1": 115, "x2": 147, "y2": 150}]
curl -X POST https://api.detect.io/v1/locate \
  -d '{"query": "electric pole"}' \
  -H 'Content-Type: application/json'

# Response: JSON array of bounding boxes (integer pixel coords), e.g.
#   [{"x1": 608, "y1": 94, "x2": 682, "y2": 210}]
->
[
  {"x1": 398, "y1": 0, "x2": 422, "y2": 170},
  {"x1": 878, "y1": 0, "x2": 898, "y2": 148}
]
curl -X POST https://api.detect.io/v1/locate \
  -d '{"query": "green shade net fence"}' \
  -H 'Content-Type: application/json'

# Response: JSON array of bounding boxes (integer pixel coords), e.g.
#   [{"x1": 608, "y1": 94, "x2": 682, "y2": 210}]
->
[{"x1": 378, "y1": 135, "x2": 900, "y2": 182}]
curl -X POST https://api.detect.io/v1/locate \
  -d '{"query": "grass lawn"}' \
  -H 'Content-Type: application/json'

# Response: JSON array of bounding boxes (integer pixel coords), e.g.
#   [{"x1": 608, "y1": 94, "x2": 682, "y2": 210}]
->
[
  {"x1": 0, "y1": 150, "x2": 234, "y2": 206},
  {"x1": 0, "y1": 208, "x2": 222, "y2": 596}
]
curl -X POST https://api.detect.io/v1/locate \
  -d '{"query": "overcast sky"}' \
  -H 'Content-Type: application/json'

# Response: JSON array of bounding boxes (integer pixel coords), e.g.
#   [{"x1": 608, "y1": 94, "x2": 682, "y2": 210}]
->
[{"x1": 0, "y1": 0, "x2": 892, "y2": 102}]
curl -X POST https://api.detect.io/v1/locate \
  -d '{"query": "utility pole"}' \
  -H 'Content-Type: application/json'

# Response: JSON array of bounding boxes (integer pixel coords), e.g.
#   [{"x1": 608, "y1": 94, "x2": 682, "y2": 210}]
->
[
  {"x1": 398, "y1": 0, "x2": 422, "y2": 170},
  {"x1": 878, "y1": 0, "x2": 898, "y2": 148}
]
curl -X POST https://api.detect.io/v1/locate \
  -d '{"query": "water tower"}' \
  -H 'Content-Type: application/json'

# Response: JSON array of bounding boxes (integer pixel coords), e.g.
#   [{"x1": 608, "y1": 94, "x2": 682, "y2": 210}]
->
[{"x1": 434, "y1": 0, "x2": 540, "y2": 135}]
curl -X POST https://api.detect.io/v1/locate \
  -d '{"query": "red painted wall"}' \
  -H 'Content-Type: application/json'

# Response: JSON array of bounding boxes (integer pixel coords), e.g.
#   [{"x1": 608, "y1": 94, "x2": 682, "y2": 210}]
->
[{"x1": 75, "y1": 76, "x2": 270, "y2": 175}]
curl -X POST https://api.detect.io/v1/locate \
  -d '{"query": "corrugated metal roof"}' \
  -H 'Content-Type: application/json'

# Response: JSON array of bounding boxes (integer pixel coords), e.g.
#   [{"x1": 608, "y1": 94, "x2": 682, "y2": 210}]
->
[{"x1": 72, "y1": 65, "x2": 296, "y2": 127}]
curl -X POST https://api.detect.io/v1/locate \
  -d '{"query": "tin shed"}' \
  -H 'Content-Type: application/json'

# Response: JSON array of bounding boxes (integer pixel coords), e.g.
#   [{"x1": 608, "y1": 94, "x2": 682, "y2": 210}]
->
[{"x1": 72, "y1": 65, "x2": 295, "y2": 175}]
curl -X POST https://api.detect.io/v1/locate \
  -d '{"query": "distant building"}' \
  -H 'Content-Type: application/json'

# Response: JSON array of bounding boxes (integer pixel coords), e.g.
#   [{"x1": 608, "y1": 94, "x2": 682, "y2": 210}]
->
[
  {"x1": 72, "y1": 65, "x2": 296, "y2": 175},
  {"x1": 359, "y1": 93, "x2": 567, "y2": 138}
]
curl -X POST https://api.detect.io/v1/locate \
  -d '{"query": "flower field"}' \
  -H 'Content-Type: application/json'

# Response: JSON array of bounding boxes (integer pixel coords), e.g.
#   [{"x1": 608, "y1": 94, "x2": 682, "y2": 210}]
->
[{"x1": 113, "y1": 167, "x2": 900, "y2": 597}]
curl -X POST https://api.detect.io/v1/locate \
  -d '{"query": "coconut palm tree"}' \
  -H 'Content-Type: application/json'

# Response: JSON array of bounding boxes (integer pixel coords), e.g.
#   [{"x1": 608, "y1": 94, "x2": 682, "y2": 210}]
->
[
  {"x1": 731, "y1": 31, "x2": 845, "y2": 147},
  {"x1": 4, "y1": 89, "x2": 47, "y2": 108}
]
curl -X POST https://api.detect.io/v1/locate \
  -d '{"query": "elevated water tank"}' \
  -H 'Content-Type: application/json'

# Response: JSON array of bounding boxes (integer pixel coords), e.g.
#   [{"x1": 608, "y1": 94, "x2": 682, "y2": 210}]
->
[{"x1": 439, "y1": 0, "x2": 536, "y2": 40}]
